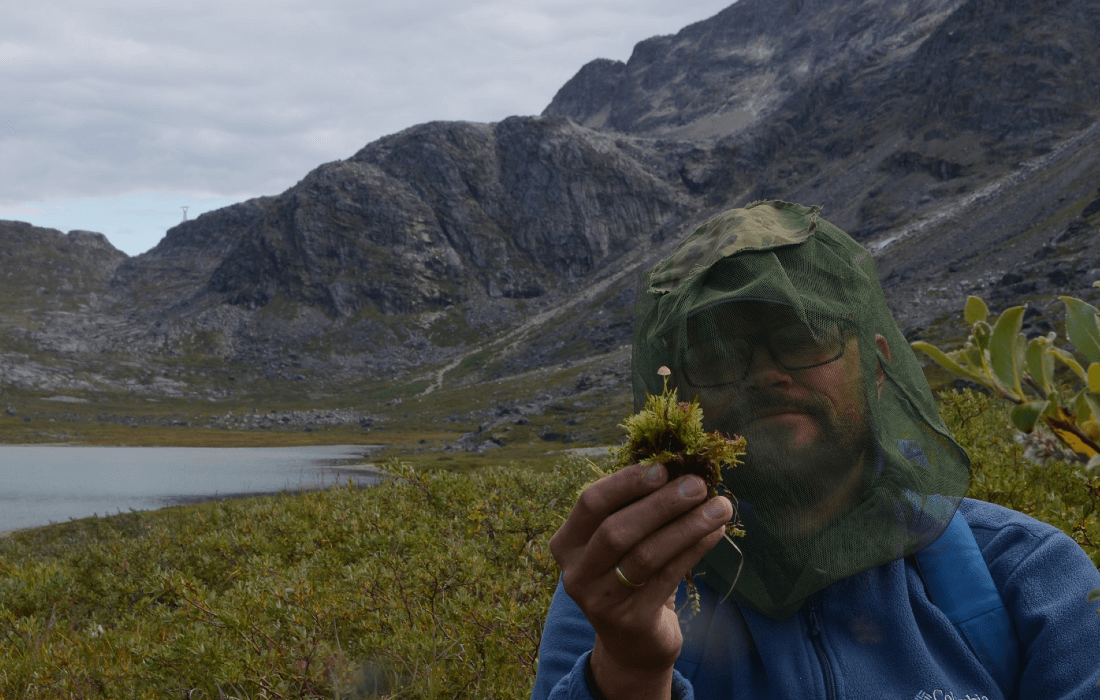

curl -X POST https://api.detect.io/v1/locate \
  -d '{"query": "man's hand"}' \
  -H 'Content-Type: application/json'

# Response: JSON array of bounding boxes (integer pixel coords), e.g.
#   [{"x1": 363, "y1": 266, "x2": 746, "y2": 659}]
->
[{"x1": 549, "y1": 462, "x2": 734, "y2": 700}]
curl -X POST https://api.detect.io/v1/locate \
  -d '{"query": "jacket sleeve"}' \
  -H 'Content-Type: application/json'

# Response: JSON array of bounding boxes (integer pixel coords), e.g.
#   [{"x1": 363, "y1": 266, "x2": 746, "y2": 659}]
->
[
  {"x1": 530, "y1": 578, "x2": 598, "y2": 700},
  {"x1": 530, "y1": 577, "x2": 696, "y2": 700},
  {"x1": 964, "y1": 500, "x2": 1100, "y2": 697}
]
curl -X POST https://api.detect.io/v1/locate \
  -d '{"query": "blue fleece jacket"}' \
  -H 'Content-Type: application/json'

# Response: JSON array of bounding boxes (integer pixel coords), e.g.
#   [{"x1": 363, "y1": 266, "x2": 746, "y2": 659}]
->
[{"x1": 531, "y1": 499, "x2": 1100, "y2": 700}]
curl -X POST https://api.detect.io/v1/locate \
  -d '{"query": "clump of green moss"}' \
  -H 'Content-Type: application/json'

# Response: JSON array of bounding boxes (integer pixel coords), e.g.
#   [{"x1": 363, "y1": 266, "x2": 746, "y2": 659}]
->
[
  {"x1": 613, "y1": 368, "x2": 746, "y2": 511},
  {"x1": 612, "y1": 367, "x2": 747, "y2": 612}
]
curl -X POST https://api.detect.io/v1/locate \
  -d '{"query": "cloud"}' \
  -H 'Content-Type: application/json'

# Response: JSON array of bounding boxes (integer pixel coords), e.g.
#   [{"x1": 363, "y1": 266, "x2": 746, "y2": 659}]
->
[{"x1": 1, "y1": 0, "x2": 735, "y2": 250}]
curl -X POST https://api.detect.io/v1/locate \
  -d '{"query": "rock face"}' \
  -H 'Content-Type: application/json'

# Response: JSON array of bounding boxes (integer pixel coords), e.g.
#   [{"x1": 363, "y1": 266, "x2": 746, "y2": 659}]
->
[
  {"x1": 98, "y1": 116, "x2": 694, "y2": 378},
  {"x1": 2, "y1": 0, "x2": 1099, "y2": 399},
  {"x1": 0, "y1": 221, "x2": 127, "y2": 347},
  {"x1": 185, "y1": 117, "x2": 684, "y2": 317},
  {"x1": 547, "y1": 0, "x2": 981, "y2": 139},
  {"x1": 548, "y1": 0, "x2": 1100, "y2": 141},
  {"x1": 0, "y1": 222, "x2": 127, "y2": 309}
]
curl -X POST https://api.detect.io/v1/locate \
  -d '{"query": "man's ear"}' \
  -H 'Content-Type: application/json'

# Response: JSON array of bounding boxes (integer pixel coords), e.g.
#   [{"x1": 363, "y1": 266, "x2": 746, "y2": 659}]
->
[{"x1": 875, "y1": 334, "x2": 892, "y2": 399}]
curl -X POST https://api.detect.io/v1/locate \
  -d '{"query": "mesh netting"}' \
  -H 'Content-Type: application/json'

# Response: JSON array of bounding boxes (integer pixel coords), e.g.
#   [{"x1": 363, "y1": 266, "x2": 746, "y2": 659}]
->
[{"x1": 632, "y1": 200, "x2": 969, "y2": 620}]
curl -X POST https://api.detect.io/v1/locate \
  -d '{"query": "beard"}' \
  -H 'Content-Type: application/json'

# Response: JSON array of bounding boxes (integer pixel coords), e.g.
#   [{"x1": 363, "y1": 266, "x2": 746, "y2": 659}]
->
[{"x1": 715, "y1": 386, "x2": 874, "y2": 512}]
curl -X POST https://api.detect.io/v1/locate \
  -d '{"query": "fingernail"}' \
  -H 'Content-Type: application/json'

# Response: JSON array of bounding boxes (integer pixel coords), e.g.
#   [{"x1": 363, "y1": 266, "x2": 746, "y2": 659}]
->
[
  {"x1": 704, "y1": 497, "x2": 728, "y2": 520},
  {"x1": 644, "y1": 463, "x2": 663, "y2": 483},
  {"x1": 678, "y1": 476, "x2": 704, "y2": 498}
]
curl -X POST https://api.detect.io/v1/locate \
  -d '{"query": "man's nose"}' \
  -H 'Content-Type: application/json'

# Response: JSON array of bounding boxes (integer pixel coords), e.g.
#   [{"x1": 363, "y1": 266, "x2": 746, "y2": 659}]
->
[{"x1": 743, "y1": 343, "x2": 793, "y2": 387}]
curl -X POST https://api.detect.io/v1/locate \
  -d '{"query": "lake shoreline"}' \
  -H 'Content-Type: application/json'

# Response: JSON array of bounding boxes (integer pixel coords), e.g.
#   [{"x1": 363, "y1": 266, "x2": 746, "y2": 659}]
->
[{"x1": 0, "y1": 444, "x2": 386, "y2": 534}]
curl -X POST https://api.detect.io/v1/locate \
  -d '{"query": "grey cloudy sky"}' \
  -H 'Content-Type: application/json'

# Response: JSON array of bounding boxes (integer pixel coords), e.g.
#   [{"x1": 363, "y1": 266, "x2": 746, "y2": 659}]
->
[{"x1": 0, "y1": 0, "x2": 734, "y2": 256}]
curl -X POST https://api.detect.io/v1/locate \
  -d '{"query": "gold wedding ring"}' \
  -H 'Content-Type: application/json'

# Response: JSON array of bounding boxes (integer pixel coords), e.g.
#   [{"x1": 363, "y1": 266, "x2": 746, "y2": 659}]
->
[{"x1": 614, "y1": 564, "x2": 645, "y2": 589}]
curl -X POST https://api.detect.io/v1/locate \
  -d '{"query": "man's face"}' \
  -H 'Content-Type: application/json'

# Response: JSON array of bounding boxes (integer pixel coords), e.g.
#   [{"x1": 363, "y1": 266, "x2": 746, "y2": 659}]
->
[{"x1": 672, "y1": 301, "x2": 873, "y2": 511}]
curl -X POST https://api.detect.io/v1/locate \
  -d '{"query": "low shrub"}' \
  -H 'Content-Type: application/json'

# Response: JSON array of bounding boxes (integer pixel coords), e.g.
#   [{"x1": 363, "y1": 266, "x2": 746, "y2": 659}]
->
[
  {"x1": 0, "y1": 392, "x2": 1096, "y2": 697},
  {"x1": 912, "y1": 290, "x2": 1100, "y2": 467},
  {"x1": 0, "y1": 462, "x2": 587, "y2": 699},
  {"x1": 938, "y1": 389, "x2": 1100, "y2": 567}
]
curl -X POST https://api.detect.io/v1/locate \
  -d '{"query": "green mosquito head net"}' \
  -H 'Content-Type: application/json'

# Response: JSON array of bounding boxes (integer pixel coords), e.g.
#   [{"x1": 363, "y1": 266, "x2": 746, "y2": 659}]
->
[{"x1": 632, "y1": 200, "x2": 970, "y2": 620}]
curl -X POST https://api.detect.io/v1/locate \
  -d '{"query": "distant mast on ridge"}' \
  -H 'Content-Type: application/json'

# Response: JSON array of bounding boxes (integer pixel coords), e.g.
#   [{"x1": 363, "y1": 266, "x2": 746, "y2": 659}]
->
[{"x1": 181, "y1": 206, "x2": 189, "y2": 221}]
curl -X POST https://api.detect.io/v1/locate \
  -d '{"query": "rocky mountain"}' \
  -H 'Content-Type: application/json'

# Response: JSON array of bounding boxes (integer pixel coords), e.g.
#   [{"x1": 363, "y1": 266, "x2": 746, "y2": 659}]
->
[
  {"x1": 1, "y1": 223, "x2": 124, "y2": 296},
  {"x1": 0, "y1": 222, "x2": 127, "y2": 353},
  {"x1": 2, "y1": 0, "x2": 1099, "y2": 407}
]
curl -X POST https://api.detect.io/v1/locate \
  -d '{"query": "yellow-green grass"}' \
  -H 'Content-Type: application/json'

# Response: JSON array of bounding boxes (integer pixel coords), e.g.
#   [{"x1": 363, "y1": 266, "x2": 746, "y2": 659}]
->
[
  {"x1": 0, "y1": 417, "x2": 457, "y2": 449},
  {"x1": 387, "y1": 445, "x2": 609, "y2": 475},
  {"x1": 0, "y1": 348, "x2": 634, "y2": 473},
  {"x1": 0, "y1": 409, "x2": 608, "y2": 474},
  {"x1": 0, "y1": 411, "x2": 600, "y2": 471}
]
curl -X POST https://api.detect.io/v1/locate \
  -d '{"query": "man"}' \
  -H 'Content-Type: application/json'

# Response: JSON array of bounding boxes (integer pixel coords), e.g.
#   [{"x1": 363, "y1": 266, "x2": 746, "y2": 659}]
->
[{"x1": 531, "y1": 200, "x2": 1100, "y2": 700}]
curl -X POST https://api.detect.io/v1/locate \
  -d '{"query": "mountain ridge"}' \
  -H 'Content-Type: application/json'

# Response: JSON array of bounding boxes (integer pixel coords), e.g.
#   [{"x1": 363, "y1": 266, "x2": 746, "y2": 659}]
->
[{"x1": 2, "y1": 0, "x2": 1099, "y2": 425}]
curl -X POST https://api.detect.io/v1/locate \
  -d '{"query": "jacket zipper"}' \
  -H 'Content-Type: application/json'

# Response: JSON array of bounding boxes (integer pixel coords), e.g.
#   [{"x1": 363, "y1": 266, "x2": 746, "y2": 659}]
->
[{"x1": 807, "y1": 600, "x2": 838, "y2": 700}]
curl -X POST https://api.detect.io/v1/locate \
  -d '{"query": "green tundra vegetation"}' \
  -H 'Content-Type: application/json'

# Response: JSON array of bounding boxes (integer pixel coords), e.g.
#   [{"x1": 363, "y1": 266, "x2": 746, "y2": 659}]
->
[
  {"x1": 0, "y1": 461, "x2": 586, "y2": 699},
  {"x1": 912, "y1": 287, "x2": 1100, "y2": 468},
  {"x1": 0, "y1": 345, "x2": 636, "y2": 474},
  {"x1": 0, "y1": 291, "x2": 1098, "y2": 698},
  {"x1": 0, "y1": 389, "x2": 1098, "y2": 699}
]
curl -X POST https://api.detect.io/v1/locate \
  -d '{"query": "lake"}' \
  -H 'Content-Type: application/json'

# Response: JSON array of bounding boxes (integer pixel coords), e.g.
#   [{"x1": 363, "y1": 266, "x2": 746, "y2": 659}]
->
[{"x1": 0, "y1": 444, "x2": 384, "y2": 534}]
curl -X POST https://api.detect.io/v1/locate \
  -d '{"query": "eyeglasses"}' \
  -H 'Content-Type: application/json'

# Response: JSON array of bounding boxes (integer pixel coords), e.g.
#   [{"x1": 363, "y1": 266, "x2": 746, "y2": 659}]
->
[{"x1": 681, "y1": 317, "x2": 848, "y2": 388}]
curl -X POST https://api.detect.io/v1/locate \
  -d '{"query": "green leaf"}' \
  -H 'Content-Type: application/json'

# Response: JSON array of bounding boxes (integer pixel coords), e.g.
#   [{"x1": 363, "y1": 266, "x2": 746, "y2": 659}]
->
[
  {"x1": 1076, "y1": 391, "x2": 1095, "y2": 425},
  {"x1": 911, "y1": 341, "x2": 989, "y2": 387},
  {"x1": 1084, "y1": 392, "x2": 1100, "y2": 424},
  {"x1": 1016, "y1": 333, "x2": 1028, "y2": 387},
  {"x1": 1089, "y1": 363, "x2": 1100, "y2": 393},
  {"x1": 1059, "y1": 296, "x2": 1100, "y2": 365},
  {"x1": 973, "y1": 321, "x2": 993, "y2": 351},
  {"x1": 1010, "y1": 400, "x2": 1048, "y2": 433},
  {"x1": 1089, "y1": 588, "x2": 1100, "y2": 604},
  {"x1": 1041, "y1": 398, "x2": 1064, "y2": 422},
  {"x1": 990, "y1": 306, "x2": 1026, "y2": 398},
  {"x1": 1025, "y1": 337, "x2": 1054, "y2": 395},
  {"x1": 965, "y1": 343, "x2": 986, "y2": 373},
  {"x1": 1050, "y1": 347, "x2": 1087, "y2": 382},
  {"x1": 964, "y1": 296, "x2": 989, "y2": 325}
]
